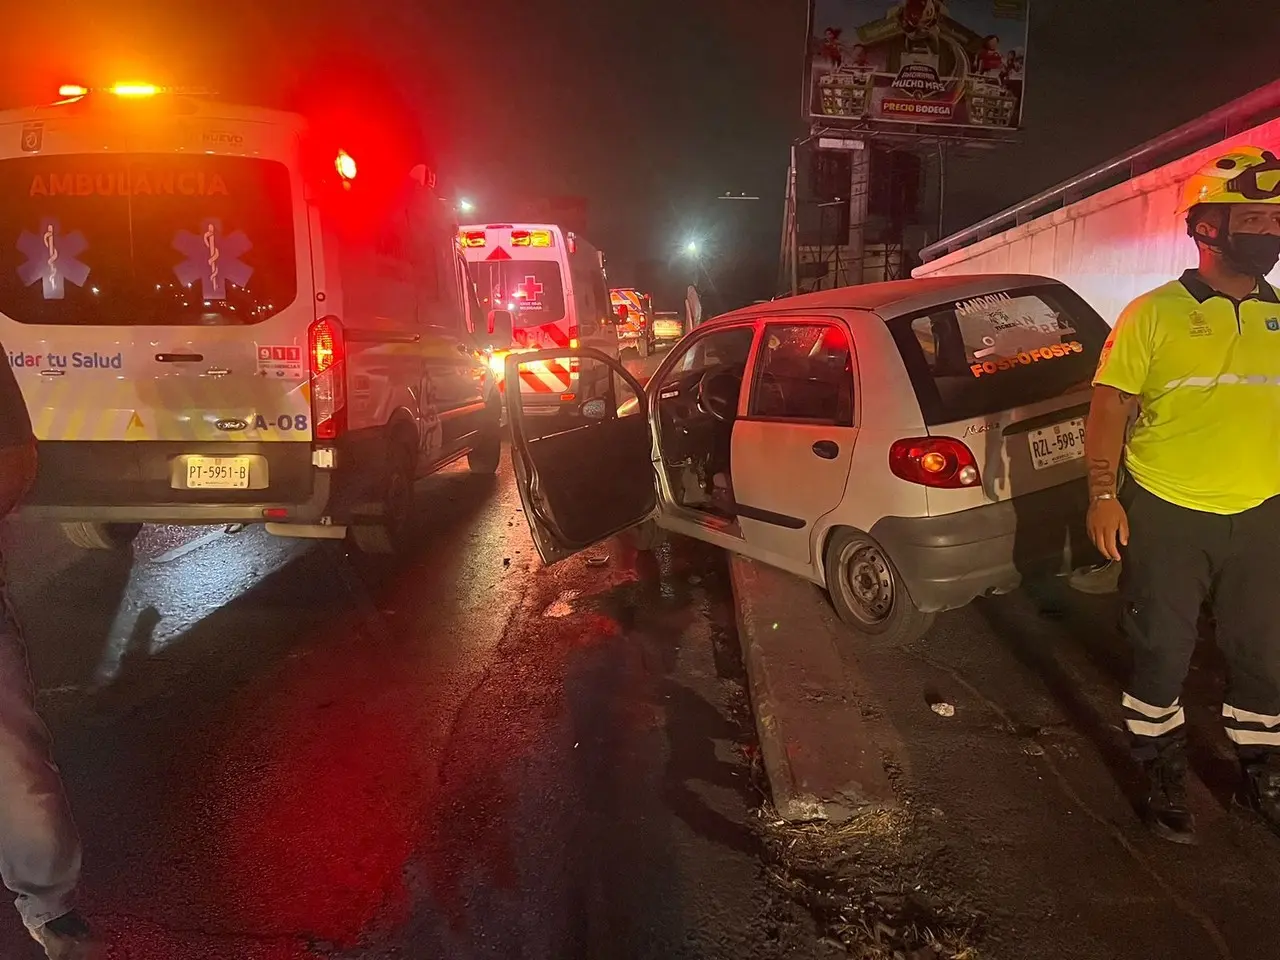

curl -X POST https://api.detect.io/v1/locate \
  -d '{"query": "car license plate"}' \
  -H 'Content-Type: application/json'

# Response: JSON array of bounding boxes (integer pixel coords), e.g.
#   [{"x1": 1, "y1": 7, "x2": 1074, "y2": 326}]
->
[
  {"x1": 182, "y1": 456, "x2": 251, "y2": 489},
  {"x1": 1028, "y1": 418, "x2": 1086, "y2": 470}
]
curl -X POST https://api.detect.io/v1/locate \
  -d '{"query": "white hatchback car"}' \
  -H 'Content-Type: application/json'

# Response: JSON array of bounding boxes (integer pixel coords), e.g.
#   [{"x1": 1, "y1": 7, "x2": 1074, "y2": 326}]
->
[{"x1": 505, "y1": 274, "x2": 1109, "y2": 642}]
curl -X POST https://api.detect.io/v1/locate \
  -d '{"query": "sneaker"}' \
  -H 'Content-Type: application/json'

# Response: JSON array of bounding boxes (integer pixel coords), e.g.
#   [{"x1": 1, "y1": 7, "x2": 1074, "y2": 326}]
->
[
  {"x1": 1142, "y1": 752, "x2": 1196, "y2": 843},
  {"x1": 26, "y1": 910, "x2": 102, "y2": 960},
  {"x1": 1067, "y1": 560, "x2": 1122, "y2": 595},
  {"x1": 1240, "y1": 755, "x2": 1280, "y2": 835}
]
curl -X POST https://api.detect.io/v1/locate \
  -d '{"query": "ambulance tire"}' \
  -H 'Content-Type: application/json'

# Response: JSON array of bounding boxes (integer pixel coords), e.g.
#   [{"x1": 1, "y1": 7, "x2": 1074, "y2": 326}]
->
[
  {"x1": 60, "y1": 522, "x2": 143, "y2": 551},
  {"x1": 350, "y1": 439, "x2": 417, "y2": 556},
  {"x1": 638, "y1": 337, "x2": 650, "y2": 359}
]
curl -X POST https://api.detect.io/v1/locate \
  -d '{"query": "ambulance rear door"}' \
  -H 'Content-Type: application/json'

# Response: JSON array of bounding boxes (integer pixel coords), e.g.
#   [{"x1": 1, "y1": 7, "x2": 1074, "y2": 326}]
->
[{"x1": 0, "y1": 113, "x2": 315, "y2": 506}]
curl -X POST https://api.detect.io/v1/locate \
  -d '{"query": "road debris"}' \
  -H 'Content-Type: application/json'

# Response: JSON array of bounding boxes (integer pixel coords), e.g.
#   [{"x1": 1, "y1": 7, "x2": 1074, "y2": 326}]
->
[
  {"x1": 585, "y1": 555, "x2": 609, "y2": 567},
  {"x1": 930, "y1": 702, "x2": 956, "y2": 718},
  {"x1": 754, "y1": 805, "x2": 983, "y2": 959}
]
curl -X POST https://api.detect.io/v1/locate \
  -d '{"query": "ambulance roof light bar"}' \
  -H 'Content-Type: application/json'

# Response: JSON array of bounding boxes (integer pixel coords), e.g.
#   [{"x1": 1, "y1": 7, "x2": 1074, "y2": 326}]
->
[{"x1": 57, "y1": 82, "x2": 216, "y2": 100}]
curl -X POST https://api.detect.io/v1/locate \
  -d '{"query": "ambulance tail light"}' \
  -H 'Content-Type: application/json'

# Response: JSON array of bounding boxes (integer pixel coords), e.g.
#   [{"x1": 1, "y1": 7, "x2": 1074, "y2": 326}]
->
[
  {"x1": 889, "y1": 437, "x2": 980, "y2": 489},
  {"x1": 510, "y1": 229, "x2": 553, "y2": 247},
  {"x1": 459, "y1": 230, "x2": 486, "y2": 248},
  {"x1": 569, "y1": 336, "x2": 580, "y2": 375},
  {"x1": 309, "y1": 316, "x2": 347, "y2": 440}
]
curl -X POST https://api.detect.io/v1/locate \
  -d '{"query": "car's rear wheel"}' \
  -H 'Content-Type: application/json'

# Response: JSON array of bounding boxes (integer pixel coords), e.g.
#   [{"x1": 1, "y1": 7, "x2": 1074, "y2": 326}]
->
[
  {"x1": 60, "y1": 522, "x2": 143, "y2": 551},
  {"x1": 824, "y1": 529, "x2": 934, "y2": 643},
  {"x1": 350, "y1": 439, "x2": 417, "y2": 556}
]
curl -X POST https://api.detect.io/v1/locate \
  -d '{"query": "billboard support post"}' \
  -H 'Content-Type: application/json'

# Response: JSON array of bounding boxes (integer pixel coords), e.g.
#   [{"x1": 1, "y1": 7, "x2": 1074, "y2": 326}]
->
[{"x1": 846, "y1": 147, "x2": 871, "y2": 288}]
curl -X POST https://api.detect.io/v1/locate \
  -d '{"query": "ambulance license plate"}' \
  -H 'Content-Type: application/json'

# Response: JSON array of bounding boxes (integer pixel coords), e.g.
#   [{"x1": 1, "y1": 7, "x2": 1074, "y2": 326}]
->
[
  {"x1": 181, "y1": 456, "x2": 251, "y2": 489},
  {"x1": 1027, "y1": 418, "x2": 1086, "y2": 470}
]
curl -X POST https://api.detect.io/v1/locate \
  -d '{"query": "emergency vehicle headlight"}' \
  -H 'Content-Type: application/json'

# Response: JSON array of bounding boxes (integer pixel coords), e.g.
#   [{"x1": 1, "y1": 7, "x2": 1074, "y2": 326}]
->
[{"x1": 511, "y1": 229, "x2": 553, "y2": 248}]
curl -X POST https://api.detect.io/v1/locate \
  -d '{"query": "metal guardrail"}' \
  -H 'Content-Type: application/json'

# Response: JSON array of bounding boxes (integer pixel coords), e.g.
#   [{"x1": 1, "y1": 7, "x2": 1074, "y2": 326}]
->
[{"x1": 920, "y1": 78, "x2": 1280, "y2": 262}]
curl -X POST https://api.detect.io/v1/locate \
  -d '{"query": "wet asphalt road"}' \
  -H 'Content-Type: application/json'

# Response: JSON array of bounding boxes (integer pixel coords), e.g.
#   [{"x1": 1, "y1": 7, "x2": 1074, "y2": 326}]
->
[{"x1": 0, "y1": 346, "x2": 817, "y2": 960}]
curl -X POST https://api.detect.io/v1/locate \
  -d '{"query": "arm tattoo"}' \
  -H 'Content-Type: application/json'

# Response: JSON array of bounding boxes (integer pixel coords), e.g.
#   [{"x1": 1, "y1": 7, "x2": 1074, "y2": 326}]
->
[{"x1": 1087, "y1": 456, "x2": 1117, "y2": 496}]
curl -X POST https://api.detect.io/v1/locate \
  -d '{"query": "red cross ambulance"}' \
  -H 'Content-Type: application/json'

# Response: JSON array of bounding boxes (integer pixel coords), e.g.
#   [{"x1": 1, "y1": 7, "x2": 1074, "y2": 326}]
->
[{"x1": 459, "y1": 223, "x2": 619, "y2": 414}]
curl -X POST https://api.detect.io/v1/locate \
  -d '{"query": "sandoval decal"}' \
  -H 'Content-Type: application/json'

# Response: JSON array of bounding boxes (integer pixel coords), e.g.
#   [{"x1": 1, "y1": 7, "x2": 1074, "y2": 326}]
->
[{"x1": 806, "y1": 0, "x2": 1029, "y2": 131}]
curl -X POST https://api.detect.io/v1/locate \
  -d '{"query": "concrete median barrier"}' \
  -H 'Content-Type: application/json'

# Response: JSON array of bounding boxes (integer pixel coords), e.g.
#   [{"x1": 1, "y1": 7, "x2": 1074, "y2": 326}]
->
[{"x1": 729, "y1": 555, "x2": 897, "y2": 823}]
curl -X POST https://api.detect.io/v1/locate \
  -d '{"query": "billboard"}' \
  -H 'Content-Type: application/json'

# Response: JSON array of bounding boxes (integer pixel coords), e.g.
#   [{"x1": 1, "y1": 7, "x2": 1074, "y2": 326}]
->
[{"x1": 806, "y1": 0, "x2": 1029, "y2": 131}]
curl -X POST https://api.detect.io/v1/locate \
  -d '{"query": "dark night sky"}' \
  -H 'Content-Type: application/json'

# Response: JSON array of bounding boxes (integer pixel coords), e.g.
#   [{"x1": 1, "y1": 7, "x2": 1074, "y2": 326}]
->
[{"x1": 5, "y1": 0, "x2": 1280, "y2": 303}]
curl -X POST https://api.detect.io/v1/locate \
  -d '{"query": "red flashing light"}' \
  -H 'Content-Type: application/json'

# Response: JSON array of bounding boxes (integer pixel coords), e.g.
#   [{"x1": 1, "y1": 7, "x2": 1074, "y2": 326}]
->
[
  {"x1": 889, "y1": 437, "x2": 981, "y2": 489},
  {"x1": 459, "y1": 231, "x2": 486, "y2": 248},
  {"x1": 309, "y1": 316, "x2": 347, "y2": 440},
  {"x1": 334, "y1": 150, "x2": 357, "y2": 181}
]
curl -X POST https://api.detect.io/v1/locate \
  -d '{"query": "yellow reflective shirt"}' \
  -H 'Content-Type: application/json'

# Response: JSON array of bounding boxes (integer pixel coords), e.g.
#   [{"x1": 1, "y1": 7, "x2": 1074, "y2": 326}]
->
[{"x1": 1093, "y1": 270, "x2": 1280, "y2": 515}]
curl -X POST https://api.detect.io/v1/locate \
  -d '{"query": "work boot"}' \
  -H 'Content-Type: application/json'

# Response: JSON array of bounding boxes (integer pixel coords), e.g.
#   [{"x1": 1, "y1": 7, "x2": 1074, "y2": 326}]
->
[
  {"x1": 1142, "y1": 752, "x2": 1195, "y2": 843},
  {"x1": 26, "y1": 910, "x2": 103, "y2": 959},
  {"x1": 1067, "y1": 559, "x2": 1121, "y2": 595},
  {"x1": 1240, "y1": 755, "x2": 1280, "y2": 835}
]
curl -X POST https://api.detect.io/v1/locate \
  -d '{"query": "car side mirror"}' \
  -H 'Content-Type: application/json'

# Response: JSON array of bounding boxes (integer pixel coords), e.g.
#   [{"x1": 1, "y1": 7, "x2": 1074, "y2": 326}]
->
[
  {"x1": 487, "y1": 309, "x2": 514, "y2": 348},
  {"x1": 581, "y1": 398, "x2": 608, "y2": 420}
]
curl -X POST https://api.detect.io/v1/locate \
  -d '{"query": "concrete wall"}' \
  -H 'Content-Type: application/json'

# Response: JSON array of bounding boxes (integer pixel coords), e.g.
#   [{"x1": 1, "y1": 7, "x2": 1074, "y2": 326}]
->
[{"x1": 914, "y1": 117, "x2": 1280, "y2": 325}]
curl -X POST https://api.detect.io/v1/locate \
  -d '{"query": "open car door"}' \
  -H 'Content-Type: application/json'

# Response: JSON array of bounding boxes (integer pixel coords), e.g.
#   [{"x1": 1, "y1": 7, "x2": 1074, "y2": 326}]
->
[{"x1": 505, "y1": 347, "x2": 656, "y2": 565}]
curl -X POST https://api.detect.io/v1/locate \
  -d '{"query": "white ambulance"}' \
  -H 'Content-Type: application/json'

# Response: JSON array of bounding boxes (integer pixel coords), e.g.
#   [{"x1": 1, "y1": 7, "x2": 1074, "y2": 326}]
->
[
  {"x1": 0, "y1": 83, "x2": 504, "y2": 554},
  {"x1": 458, "y1": 223, "x2": 619, "y2": 414}
]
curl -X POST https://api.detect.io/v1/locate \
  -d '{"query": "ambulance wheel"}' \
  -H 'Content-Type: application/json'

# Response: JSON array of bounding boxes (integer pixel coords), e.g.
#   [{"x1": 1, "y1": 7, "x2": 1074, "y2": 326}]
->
[
  {"x1": 60, "y1": 522, "x2": 143, "y2": 551},
  {"x1": 638, "y1": 337, "x2": 650, "y2": 359},
  {"x1": 350, "y1": 441, "x2": 417, "y2": 556}
]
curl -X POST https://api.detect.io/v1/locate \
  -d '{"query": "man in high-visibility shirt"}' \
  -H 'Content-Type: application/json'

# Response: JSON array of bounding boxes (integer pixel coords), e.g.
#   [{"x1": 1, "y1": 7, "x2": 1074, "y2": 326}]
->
[{"x1": 1086, "y1": 146, "x2": 1280, "y2": 844}]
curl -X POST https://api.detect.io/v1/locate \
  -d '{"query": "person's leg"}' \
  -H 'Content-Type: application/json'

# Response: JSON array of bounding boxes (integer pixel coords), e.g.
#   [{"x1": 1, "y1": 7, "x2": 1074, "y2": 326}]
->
[
  {"x1": 0, "y1": 573, "x2": 82, "y2": 930},
  {"x1": 1213, "y1": 495, "x2": 1280, "y2": 830},
  {"x1": 1120, "y1": 485, "x2": 1221, "y2": 842}
]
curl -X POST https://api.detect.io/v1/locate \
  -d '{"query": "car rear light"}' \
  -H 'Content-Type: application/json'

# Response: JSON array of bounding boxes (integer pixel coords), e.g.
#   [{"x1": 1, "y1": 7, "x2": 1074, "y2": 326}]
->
[
  {"x1": 889, "y1": 437, "x2": 981, "y2": 489},
  {"x1": 309, "y1": 316, "x2": 347, "y2": 440},
  {"x1": 263, "y1": 507, "x2": 289, "y2": 520}
]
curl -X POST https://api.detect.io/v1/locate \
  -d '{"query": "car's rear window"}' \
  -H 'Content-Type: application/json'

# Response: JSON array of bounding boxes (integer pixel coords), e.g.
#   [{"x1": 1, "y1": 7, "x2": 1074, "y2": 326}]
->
[
  {"x1": 889, "y1": 284, "x2": 1107, "y2": 425},
  {"x1": 470, "y1": 259, "x2": 566, "y2": 326},
  {"x1": 0, "y1": 154, "x2": 297, "y2": 326}
]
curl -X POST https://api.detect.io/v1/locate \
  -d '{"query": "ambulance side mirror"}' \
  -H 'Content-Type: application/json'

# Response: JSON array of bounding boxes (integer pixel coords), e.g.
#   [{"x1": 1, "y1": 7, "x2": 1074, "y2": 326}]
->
[{"x1": 487, "y1": 309, "x2": 514, "y2": 348}]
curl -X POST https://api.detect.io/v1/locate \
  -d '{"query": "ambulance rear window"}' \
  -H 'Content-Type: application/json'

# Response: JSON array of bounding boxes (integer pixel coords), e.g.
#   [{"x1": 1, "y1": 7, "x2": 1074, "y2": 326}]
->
[
  {"x1": 0, "y1": 154, "x2": 297, "y2": 326},
  {"x1": 888, "y1": 284, "x2": 1108, "y2": 425},
  {"x1": 468, "y1": 260, "x2": 566, "y2": 325}
]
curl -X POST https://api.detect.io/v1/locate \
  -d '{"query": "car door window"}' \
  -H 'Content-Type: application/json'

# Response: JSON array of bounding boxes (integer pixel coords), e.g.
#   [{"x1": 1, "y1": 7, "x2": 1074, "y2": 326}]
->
[
  {"x1": 748, "y1": 323, "x2": 853, "y2": 425},
  {"x1": 662, "y1": 325, "x2": 756, "y2": 381}
]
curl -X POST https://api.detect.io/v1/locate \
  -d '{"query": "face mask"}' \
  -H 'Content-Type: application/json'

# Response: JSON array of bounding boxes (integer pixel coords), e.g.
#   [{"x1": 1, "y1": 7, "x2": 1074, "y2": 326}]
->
[{"x1": 1223, "y1": 231, "x2": 1280, "y2": 277}]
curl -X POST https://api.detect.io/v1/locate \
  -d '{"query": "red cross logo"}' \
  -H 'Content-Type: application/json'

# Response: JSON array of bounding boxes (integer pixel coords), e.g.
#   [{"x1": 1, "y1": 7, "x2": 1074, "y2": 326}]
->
[{"x1": 517, "y1": 275, "x2": 544, "y2": 301}]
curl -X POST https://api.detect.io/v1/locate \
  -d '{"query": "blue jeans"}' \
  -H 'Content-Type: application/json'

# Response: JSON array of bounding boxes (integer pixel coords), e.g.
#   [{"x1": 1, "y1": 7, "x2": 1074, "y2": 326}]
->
[{"x1": 0, "y1": 571, "x2": 80, "y2": 928}]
